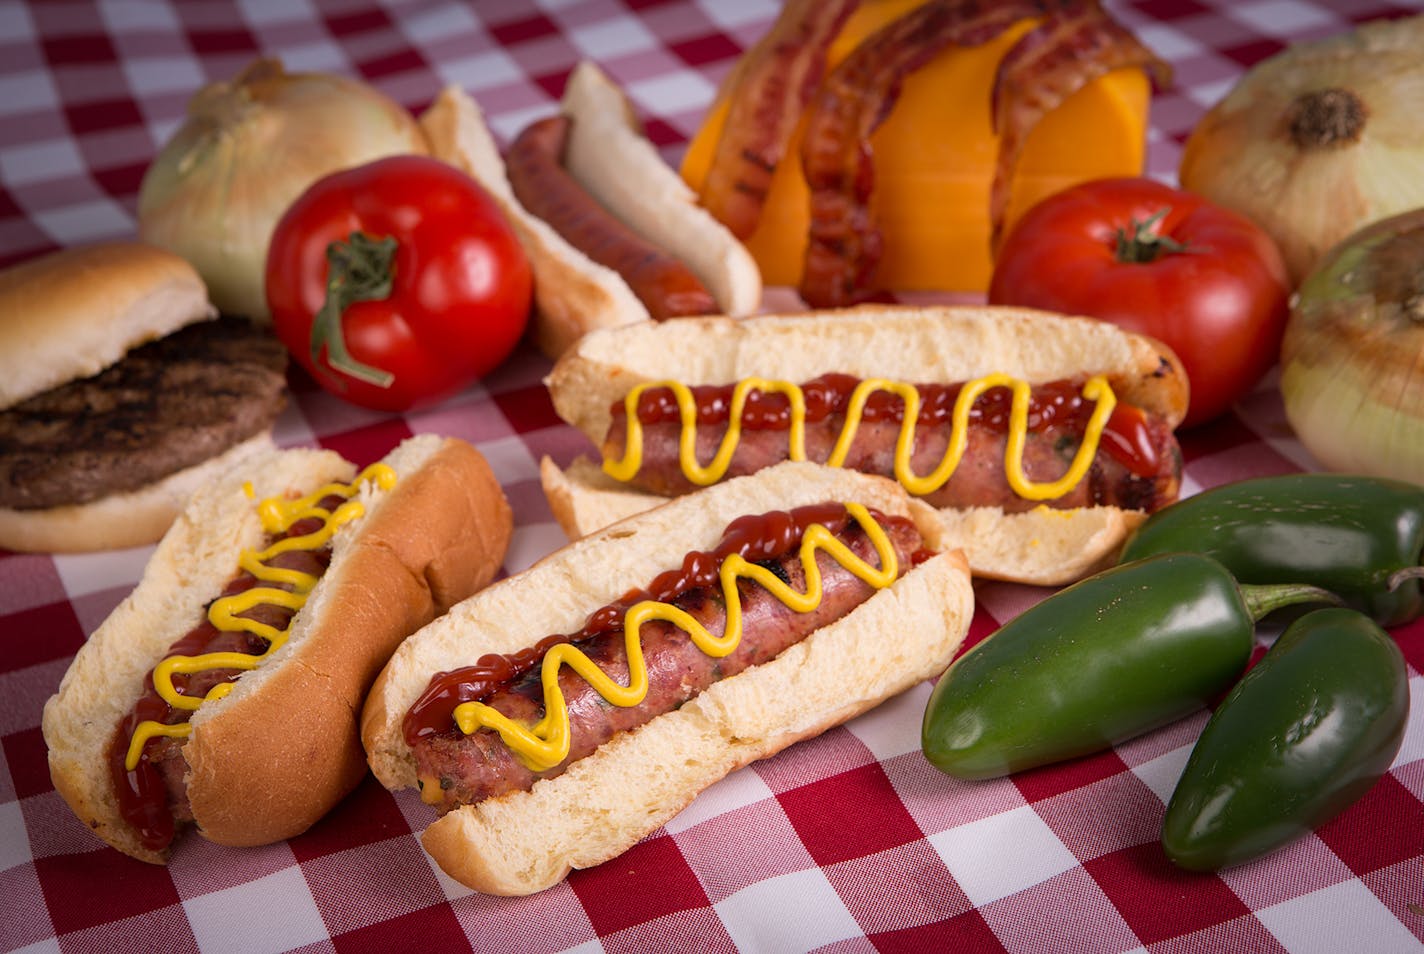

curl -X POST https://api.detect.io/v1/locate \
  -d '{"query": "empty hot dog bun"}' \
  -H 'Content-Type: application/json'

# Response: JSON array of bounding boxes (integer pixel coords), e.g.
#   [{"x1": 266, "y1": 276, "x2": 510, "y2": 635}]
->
[
  {"x1": 541, "y1": 304, "x2": 1189, "y2": 586},
  {"x1": 419, "y1": 60, "x2": 760, "y2": 359},
  {"x1": 42, "y1": 434, "x2": 512, "y2": 863},
  {"x1": 362, "y1": 461, "x2": 973, "y2": 896}
]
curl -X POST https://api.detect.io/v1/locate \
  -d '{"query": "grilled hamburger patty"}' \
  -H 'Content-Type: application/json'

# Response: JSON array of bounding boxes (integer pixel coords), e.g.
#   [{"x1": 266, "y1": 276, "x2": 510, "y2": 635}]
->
[{"x1": 0, "y1": 318, "x2": 287, "y2": 510}]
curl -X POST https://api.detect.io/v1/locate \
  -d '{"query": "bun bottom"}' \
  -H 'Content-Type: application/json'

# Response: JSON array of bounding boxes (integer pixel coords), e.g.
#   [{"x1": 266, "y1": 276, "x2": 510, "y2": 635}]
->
[
  {"x1": 540, "y1": 456, "x2": 1142, "y2": 587},
  {"x1": 0, "y1": 432, "x2": 274, "y2": 554}
]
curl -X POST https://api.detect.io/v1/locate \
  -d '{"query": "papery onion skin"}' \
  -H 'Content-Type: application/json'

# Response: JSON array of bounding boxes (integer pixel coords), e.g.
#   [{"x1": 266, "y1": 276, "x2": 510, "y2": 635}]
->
[
  {"x1": 1179, "y1": 14, "x2": 1424, "y2": 286},
  {"x1": 1280, "y1": 207, "x2": 1424, "y2": 484},
  {"x1": 138, "y1": 58, "x2": 428, "y2": 323}
]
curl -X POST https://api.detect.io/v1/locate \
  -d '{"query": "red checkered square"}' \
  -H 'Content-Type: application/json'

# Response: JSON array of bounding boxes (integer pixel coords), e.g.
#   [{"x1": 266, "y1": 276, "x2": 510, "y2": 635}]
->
[
  {"x1": 1030, "y1": 768, "x2": 1167, "y2": 863},
  {"x1": 869, "y1": 908, "x2": 1008, "y2": 954},
  {"x1": 455, "y1": 880, "x2": 596, "y2": 952},
  {"x1": 289, "y1": 777, "x2": 415, "y2": 863},
  {"x1": 823, "y1": 840, "x2": 970, "y2": 935},
  {"x1": 753, "y1": 725, "x2": 874, "y2": 794},
  {"x1": 602, "y1": 907, "x2": 738, "y2": 954},
  {"x1": 980, "y1": 867, "x2": 1140, "y2": 954},
  {"x1": 3, "y1": 600, "x2": 84, "y2": 671},
  {"x1": 1147, "y1": 914, "x2": 1288, "y2": 953},
  {"x1": 672, "y1": 797, "x2": 815, "y2": 902},
  {"x1": 1012, "y1": 746, "x2": 1132, "y2": 804},
  {"x1": 62, "y1": 905, "x2": 200, "y2": 953},
  {"x1": 1087, "y1": 841, "x2": 1254, "y2": 945},
  {"x1": 1315, "y1": 774, "x2": 1424, "y2": 876},
  {"x1": 35, "y1": 846, "x2": 181, "y2": 934},
  {"x1": 330, "y1": 904, "x2": 468, "y2": 954},
  {"x1": 570, "y1": 831, "x2": 710, "y2": 936},
  {"x1": 889, "y1": 751, "x2": 1028, "y2": 837},
  {"x1": 1361, "y1": 857, "x2": 1424, "y2": 944},
  {"x1": 4, "y1": 728, "x2": 52, "y2": 800},
  {"x1": 313, "y1": 418, "x2": 416, "y2": 468},
  {"x1": 303, "y1": 834, "x2": 449, "y2": 936},
  {"x1": 1395, "y1": 617, "x2": 1424, "y2": 674},
  {"x1": 779, "y1": 763, "x2": 925, "y2": 866},
  {"x1": 0, "y1": 862, "x2": 52, "y2": 951}
]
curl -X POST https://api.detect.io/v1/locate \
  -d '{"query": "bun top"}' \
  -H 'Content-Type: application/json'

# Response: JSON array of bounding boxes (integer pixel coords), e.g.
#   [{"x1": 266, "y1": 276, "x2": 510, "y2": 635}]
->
[{"x1": 0, "y1": 242, "x2": 217, "y2": 408}]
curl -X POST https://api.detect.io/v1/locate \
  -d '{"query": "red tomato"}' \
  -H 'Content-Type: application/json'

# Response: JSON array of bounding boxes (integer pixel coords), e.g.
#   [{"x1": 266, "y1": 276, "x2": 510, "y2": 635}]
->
[
  {"x1": 988, "y1": 177, "x2": 1291, "y2": 428},
  {"x1": 266, "y1": 155, "x2": 532, "y2": 412}
]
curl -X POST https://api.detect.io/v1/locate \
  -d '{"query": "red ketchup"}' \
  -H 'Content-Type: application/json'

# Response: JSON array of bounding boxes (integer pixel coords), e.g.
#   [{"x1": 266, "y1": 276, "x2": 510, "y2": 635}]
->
[
  {"x1": 617, "y1": 373, "x2": 1161, "y2": 477},
  {"x1": 402, "y1": 503, "x2": 917, "y2": 746},
  {"x1": 108, "y1": 501, "x2": 340, "y2": 853}
]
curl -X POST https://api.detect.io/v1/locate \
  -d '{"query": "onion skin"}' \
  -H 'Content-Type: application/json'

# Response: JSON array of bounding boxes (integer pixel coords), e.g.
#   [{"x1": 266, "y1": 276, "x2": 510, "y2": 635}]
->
[
  {"x1": 1280, "y1": 207, "x2": 1424, "y2": 483},
  {"x1": 137, "y1": 58, "x2": 427, "y2": 323},
  {"x1": 1179, "y1": 14, "x2": 1424, "y2": 286}
]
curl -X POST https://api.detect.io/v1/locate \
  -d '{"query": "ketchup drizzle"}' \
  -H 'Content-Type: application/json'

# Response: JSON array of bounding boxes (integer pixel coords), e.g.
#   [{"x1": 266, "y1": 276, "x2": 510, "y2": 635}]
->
[
  {"x1": 107, "y1": 498, "x2": 341, "y2": 853},
  {"x1": 615, "y1": 373, "x2": 1161, "y2": 477},
  {"x1": 402, "y1": 503, "x2": 916, "y2": 746}
]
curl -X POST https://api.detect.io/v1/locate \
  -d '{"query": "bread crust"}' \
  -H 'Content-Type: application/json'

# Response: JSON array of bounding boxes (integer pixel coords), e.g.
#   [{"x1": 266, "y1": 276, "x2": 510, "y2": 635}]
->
[
  {"x1": 361, "y1": 461, "x2": 974, "y2": 895},
  {"x1": 419, "y1": 64, "x2": 761, "y2": 360},
  {"x1": 540, "y1": 304, "x2": 1188, "y2": 585},
  {"x1": 41, "y1": 434, "x2": 512, "y2": 861},
  {"x1": 0, "y1": 242, "x2": 216, "y2": 409}
]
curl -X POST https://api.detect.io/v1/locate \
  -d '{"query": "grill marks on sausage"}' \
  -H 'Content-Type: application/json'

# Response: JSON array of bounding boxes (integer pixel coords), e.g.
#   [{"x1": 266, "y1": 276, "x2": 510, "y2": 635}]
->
[
  {"x1": 604, "y1": 374, "x2": 1181, "y2": 513},
  {"x1": 0, "y1": 317, "x2": 288, "y2": 510},
  {"x1": 411, "y1": 513, "x2": 921, "y2": 812}
]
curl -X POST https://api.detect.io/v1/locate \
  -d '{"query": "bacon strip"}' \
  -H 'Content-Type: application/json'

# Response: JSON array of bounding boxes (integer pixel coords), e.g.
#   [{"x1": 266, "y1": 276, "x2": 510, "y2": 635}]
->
[
  {"x1": 797, "y1": 0, "x2": 1052, "y2": 309},
  {"x1": 989, "y1": 2, "x2": 1171, "y2": 251},
  {"x1": 698, "y1": 0, "x2": 860, "y2": 239}
]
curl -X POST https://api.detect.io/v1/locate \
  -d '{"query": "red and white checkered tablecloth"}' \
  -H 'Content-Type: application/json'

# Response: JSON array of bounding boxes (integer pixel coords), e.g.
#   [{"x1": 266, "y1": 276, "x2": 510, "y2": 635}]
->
[{"x1": 3, "y1": 1, "x2": 1423, "y2": 952}]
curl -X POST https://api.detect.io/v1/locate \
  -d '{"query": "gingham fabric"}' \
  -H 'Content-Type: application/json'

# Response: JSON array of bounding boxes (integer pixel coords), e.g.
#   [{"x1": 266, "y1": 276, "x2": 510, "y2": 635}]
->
[{"x1": 2, "y1": 2, "x2": 1422, "y2": 952}]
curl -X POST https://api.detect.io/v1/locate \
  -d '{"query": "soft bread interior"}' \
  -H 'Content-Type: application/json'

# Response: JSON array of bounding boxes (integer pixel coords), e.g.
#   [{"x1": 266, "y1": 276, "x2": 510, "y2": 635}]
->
[
  {"x1": 0, "y1": 242, "x2": 217, "y2": 408},
  {"x1": 546, "y1": 304, "x2": 1188, "y2": 443},
  {"x1": 0, "y1": 432, "x2": 274, "y2": 554},
  {"x1": 559, "y1": 61, "x2": 761, "y2": 319},
  {"x1": 42, "y1": 434, "x2": 512, "y2": 860},
  {"x1": 419, "y1": 86, "x2": 649, "y2": 358},
  {"x1": 540, "y1": 455, "x2": 1140, "y2": 586},
  {"x1": 362, "y1": 461, "x2": 974, "y2": 895}
]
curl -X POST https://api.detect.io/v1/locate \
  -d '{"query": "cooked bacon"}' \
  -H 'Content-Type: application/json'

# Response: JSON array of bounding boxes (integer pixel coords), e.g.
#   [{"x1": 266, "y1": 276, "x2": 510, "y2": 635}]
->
[
  {"x1": 989, "y1": 2, "x2": 1171, "y2": 250},
  {"x1": 698, "y1": 0, "x2": 860, "y2": 239},
  {"x1": 797, "y1": 0, "x2": 1053, "y2": 309}
]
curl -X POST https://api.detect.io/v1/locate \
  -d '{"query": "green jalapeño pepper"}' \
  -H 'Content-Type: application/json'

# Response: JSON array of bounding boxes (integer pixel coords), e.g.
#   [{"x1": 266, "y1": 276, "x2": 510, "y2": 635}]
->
[
  {"x1": 1119, "y1": 473, "x2": 1424, "y2": 626},
  {"x1": 1162, "y1": 607, "x2": 1409, "y2": 871},
  {"x1": 921, "y1": 554, "x2": 1336, "y2": 780}
]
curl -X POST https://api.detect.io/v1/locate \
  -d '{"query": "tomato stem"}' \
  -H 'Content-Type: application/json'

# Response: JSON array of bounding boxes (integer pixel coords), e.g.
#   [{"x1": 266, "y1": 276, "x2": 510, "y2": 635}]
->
[
  {"x1": 1114, "y1": 208, "x2": 1190, "y2": 264},
  {"x1": 310, "y1": 231, "x2": 398, "y2": 389}
]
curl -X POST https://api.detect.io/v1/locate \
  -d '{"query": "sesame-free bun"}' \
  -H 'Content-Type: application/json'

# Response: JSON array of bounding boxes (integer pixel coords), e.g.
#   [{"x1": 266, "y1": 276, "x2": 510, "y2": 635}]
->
[
  {"x1": 0, "y1": 242, "x2": 216, "y2": 409},
  {"x1": 42, "y1": 434, "x2": 513, "y2": 863},
  {"x1": 362, "y1": 462, "x2": 974, "y2": 896},
  {"x1": 541, "y1": 304, "x2": 1190, "y2": 586}
]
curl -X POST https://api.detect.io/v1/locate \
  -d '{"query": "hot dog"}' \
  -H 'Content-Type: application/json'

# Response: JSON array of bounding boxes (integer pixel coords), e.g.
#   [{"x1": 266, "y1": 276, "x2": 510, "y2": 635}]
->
[
  {"x1": 417, "y1": 60, "x2": 761, "y2": 358},
  {"x1": 540, "y1": 304, "x2": 1190, "y2": 586},
  {"x1": 42, "y1": 434, "x2": 513, "y2": 863},
  {"x1": 361, "y1": 462, "x2": 974, "y2": 896}
]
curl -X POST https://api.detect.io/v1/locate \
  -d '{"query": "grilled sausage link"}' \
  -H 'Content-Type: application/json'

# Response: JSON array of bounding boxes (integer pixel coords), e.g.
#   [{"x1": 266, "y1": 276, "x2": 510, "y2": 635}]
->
[
  {"x1": 506, "y1": 114, "x2": 717, "y2": 321},
  {"x1": 411, "y1": 513, "x2": 921, "y2": 812},
  {"x1": 603, "y1": 376, "x2": 1182, "y2": 513}
]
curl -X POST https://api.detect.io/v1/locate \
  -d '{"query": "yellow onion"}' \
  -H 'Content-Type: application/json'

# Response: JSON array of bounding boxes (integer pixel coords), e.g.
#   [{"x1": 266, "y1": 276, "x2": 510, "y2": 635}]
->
[
  {"x1": 1179, "y1": 14, "x2": 1424, "y2": 286},
  {"x1": 138, "y1": 57, "x2": 427, "y2": 321},
  {"x1": 1280, "y1": 207, "x2": 1424, "y2": 483}
]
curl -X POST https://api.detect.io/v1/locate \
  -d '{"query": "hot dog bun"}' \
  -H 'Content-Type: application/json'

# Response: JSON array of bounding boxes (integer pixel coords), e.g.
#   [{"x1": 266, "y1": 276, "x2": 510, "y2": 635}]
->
[
  {"x1": 362, "y1": 461, "x2": 973, "y2": 896},
  {"x1": 540, "y1": 304, "x2": 1189, "y2": 586},
  {"x1": 42, "y1": 434, "x2": 512, "y2": 863},
  {"x1": 419, "y1": 61, "x2": 761, "y2": 359}
]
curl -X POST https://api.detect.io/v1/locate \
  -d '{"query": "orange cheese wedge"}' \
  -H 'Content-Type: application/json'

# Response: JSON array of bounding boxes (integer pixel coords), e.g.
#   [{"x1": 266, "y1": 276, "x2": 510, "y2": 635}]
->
[{"x1": 681, "y1": 0, "x2": 1150, "y2": 293}]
